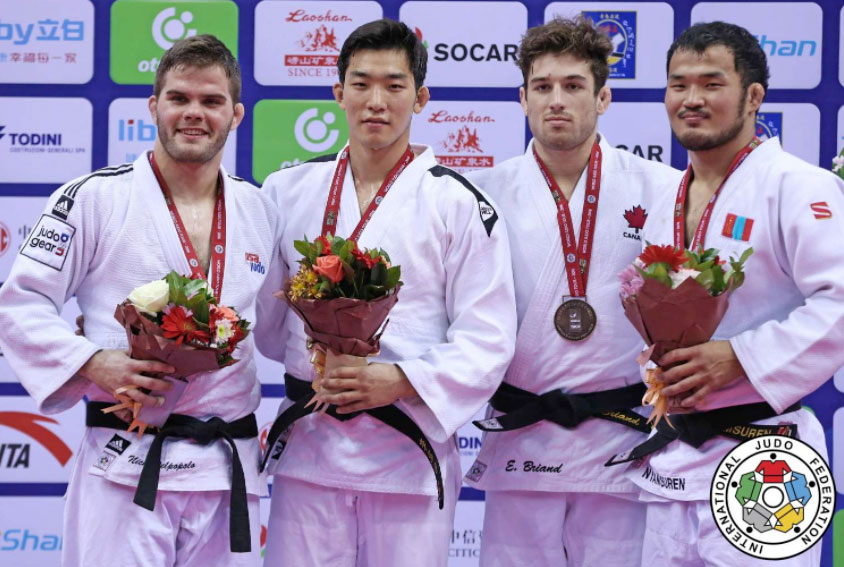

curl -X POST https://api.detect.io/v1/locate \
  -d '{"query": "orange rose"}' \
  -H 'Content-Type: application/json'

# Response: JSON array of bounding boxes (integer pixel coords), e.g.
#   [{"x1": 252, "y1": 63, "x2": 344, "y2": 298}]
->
[{"x1": 314, "y1": 255, "x2": 344, "y2": 283}]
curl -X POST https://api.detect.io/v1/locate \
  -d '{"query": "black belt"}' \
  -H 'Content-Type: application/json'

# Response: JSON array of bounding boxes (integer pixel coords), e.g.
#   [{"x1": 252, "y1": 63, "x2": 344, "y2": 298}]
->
[
  {"x1": 260, "y1": 374, "x2": 444, "y2": 510},
  {"x1": 86, "y1": 401, "x2": 257, "y2": 553},
  {"x1": 473, "y1": 382, "x2": 651, "y2": 434},
  {"x1": 605, "y1": 401, "x2": 801, "y2": 466}
]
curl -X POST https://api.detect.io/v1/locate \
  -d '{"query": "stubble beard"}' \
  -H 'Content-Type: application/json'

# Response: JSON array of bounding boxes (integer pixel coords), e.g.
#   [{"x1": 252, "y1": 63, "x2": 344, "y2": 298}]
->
[
  {"x1": 675, "y1": 99, "x2": 748, "y2": 152},
  {"x1": 157, "y1": 118, "x2": 232, "y2": 164}
]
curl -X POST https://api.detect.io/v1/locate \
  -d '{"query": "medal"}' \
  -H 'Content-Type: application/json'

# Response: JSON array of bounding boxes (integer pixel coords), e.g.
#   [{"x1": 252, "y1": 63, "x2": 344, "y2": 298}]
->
[
  {"x1": 533, "y1": 139, "x2": 602, "y2": 341},
  {"x1": 554, "y1": 298, "x2": 597, "y2": 341}
]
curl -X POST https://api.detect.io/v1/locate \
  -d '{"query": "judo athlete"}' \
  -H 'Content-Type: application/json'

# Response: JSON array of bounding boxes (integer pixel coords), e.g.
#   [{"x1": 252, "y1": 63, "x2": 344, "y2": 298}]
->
[
  {"x1": 0, "y1": 35, "x2": 276, "y2": 566},
  {"x1": 256, "y1": 18, "x2": 517, "y2": 567},
  {"x1": 614, "y1": 21, "x2": 844, "y2": 566},
  {"x1": 465, "y1": 17, "x2": 681, "y2": 567}
]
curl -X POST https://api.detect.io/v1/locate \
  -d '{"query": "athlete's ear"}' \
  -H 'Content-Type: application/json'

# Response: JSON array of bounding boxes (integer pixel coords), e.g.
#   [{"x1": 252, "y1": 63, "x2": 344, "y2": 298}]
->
[
  {"x1": 596, "y1": 85, "x2": 612, "y2": 116},
  {"x1": 519, "y1": 86, "x2": 528, "y2": 115},
  {"x1": 148, "y1": 95, "x2": 158, "y2": 122},
  {"x1": 333, "y1": 82, "x2": 345, "y2": 110},
  {"x1": 414, "y1": 86, "x2": 430, "y2": 114},
  {"x1": 230, "y1": 103, "x2": 245, "y2": 131},
  {"x1": 746, "y1": 83, "x2": 765, "y2": 114}
]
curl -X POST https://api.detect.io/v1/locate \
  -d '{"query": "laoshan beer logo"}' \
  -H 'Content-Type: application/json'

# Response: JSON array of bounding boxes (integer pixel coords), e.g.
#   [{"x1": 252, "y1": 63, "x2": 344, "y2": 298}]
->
[
  {"x1": 756, "y1": 112, "x2": 783, "y2": 143},
  {"x1": 582, "y1": 11, "x2": 635, "y2": 79},
  {"x1": 710, "y1": 435, "x2": 834, "y2": 559},
  {"x1": 252, "y1": 100, "x2": 349, "y2": 184},
  {"x1": 110, "y1": 0, "x2": 238, "y2": 84}
]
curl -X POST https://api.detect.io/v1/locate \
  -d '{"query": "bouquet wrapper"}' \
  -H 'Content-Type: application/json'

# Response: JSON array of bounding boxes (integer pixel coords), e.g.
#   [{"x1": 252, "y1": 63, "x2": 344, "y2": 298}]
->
[
  {"x1": 278, "y1": 284, "x2": 400, "y2": 358},
  {"x1": 622, "y1": 277, "x2": 729, "y2": 364},
  {"x1": 621, "y1": 277, "x2": 729, "y2": 426},
  {"x1": 111, "y1": 302, "x2": 222, "y2": 428}
]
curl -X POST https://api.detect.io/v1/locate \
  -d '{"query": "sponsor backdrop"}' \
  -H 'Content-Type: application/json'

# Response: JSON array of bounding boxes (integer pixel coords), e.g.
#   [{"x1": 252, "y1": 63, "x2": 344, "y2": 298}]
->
[{"x1": 0, "y1": 0, "x2": 843, "y2": 565}]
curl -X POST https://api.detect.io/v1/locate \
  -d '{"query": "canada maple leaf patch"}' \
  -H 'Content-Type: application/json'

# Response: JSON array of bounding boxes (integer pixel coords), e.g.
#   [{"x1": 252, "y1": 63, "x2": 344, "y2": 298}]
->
[{"x1": 623, "y1": 205, "x2": 648, "y2": 231}]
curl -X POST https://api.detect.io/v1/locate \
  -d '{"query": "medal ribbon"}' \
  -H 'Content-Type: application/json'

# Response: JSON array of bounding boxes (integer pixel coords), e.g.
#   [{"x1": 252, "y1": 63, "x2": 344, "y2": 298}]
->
[
  {"x1": 321, "y1": 145, "x2": 414, "y2": 241},
  {"x1": 674, "y1": 138, "x2": 761, "y2": 250},
  {"x1": 149, "y1": 152, "x2": 226, "y2": 300},
  {"x1": 533, "y1": 140, "x2": 602, "y2": 299}
]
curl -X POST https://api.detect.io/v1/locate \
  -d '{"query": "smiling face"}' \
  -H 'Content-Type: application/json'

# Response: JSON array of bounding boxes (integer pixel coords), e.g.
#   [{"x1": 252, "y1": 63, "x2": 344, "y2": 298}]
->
[
  {"x1": 333, "y1": 49, "x2": 429, "y2": 154},
  {"x1": 520, "y1": 52, "x2": 610, "y2": 153},
  {"x1": 149, "y1": 64, "x2": 244, "y2": 164},
  {"x1": 665, "y1": 45, "x2": 761, "y2": 152}
]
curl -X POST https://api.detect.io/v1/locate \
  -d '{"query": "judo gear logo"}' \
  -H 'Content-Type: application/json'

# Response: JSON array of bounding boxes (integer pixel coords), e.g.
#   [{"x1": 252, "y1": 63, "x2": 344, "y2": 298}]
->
[
  {"x1": 20, "y1": 214, "x2": 76, "y2": 271},
  {"x1": 710, "y1": 435, "x2": 834, "y2": 559}
]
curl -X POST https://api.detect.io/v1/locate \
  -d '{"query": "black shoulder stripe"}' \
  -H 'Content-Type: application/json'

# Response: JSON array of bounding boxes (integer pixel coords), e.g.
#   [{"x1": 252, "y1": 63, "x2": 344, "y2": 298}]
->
[
  {"x1": 65, "y1": 163, "x2": 133, "y2": 199},
  {"x1": 428, "y1": 165, "x2": 499, "y2": 236},
  {"x1": 53, "y1": 164, "x2": 133, "y2": 219},
  {"x1": 304, "y1": 152, "x2": 338, "y2": 164}
]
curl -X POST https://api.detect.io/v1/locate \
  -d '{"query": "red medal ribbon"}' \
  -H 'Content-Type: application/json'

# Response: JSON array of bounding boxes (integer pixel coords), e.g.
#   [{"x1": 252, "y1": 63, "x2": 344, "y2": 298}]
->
[
  {"x1": 321, "y1": 145, "x2": 414, "y2": 241},
  {"x1": 674, "y1": 138, "x2": 761, "y2": 250},
  {"x1": 148, "y1": 152, "x2": 226, "y2": 300},
  {"x1": 533, "y1": 139, "x2": 602, "y2": 299}
]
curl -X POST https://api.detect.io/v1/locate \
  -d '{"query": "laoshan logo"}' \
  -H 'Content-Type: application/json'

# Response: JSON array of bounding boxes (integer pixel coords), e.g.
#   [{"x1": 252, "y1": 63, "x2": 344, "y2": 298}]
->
[
  {"x1": 582, "y1": 11, "x2": 636, "y2": 79},
  {"x1": 710, "y1": 435, "x2": 834, "y2": 560},
  {"x1": 436, "y1": 126, "x2": 493, "y2": 170},
  {"x1": 110, "y1": 0, "x2": 238, "y2": 84},
  {"x1": 756, "y1": 112, "x2": 783, "y2": 143}
]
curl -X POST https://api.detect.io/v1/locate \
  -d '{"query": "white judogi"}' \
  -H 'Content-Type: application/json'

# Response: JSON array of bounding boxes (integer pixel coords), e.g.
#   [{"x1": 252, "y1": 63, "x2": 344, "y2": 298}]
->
[
  {"x1": 465, "y1": 136, "x2": 681, "y2": 566},
  {"x1": 0, "y1": 153, "x2": 279, "y2": 566},
  {"x1": 256, "y1": 144, "x2": 517, "y2": 567},
  {"x1": 633, "y1": 137, "x2": 843, "y2": 566}
]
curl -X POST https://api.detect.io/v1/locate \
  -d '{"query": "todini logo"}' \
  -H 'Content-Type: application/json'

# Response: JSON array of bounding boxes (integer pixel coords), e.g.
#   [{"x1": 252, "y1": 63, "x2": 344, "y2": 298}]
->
[{"x1": 0, "y1": 412, "x2": 73, "y2": 467}]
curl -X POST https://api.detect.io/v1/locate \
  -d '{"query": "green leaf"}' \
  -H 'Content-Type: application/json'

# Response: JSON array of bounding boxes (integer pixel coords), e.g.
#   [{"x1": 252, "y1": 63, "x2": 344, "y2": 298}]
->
[
  {"x1": 385, "y1": 266, "x2": 401, "y2": 289},
  {"x1": 294, "y1": 239, "x2": 311, "y2": 258},
  {"x1": 370, "y1": 262, "x2": 387, "y2": 286}
]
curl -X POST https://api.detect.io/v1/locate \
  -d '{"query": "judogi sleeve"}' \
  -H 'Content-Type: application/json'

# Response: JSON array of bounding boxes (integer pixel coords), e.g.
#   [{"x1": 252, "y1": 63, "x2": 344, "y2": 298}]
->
[
  {"x1": 730, "y1": 169, "x2": 844, "y2": 413},
  {"x1": 254, "y1": 174, "x2": 291, "y2": 362},
  {"x1": 397, "y1": 179, "x2": 517, "y2": 443},
  {"x1": 0, "y1": 178, "x2": 105, "y2": 414}
]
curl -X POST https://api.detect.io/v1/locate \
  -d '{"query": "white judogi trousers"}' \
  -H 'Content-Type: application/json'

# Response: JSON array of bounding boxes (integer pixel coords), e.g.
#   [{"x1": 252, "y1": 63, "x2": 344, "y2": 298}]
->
[
  {"x1": 480, "y1": 491, "x2": 645, "y2": 567},
  {"x1": 263, "y1": 474, "x2": 461, "y2": 567}
]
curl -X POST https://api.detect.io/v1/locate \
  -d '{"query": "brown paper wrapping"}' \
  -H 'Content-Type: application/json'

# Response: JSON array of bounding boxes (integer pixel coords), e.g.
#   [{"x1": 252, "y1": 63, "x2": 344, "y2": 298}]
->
[
  {"x1": 622, "y1": 276, "x2": 729, "y2": 364},
  {"x1": 114, "y1": 301, "x2": 222, "y2": 379},
  {"x1": 278, "y1": 283, "x2": 400, "y2": 357}
]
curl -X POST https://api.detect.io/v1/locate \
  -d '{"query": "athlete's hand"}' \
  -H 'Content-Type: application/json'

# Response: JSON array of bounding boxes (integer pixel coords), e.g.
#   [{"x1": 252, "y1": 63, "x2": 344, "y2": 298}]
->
[
  {"x1": 77, "y1": 349, "x2": 175, "y2": 408},
  {"x1": 319, "y1": 362, "x2": 418, "y2": 413},
  {"x1": 658, "y1": 340, "x2": 747, "y2": 410},
  {"x1": 75, "y1": 315, "x2": 85, "y2": 337}
]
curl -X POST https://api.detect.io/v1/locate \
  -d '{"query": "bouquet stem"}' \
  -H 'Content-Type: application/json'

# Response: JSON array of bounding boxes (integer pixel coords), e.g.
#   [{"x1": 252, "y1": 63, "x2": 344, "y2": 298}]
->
[
  {"x1": 642, "y1": 367, "x2": 673, "y2": 429},
  {"x1": 307, "y1": 345, "x2": 369, "y2": 412}
]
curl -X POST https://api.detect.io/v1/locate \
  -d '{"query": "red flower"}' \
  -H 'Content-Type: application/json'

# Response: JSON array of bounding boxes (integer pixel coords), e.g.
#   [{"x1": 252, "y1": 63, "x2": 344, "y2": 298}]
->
[
  {"x1": 314, "y1": 255, "x2": 345, "y2": 283},
  {"x1": 316, "y1": 235, "x2": 333, "y2": 256},
  {"x1": 353, "y1": 246, "x2": 381, "y2": 269},
  {"x1": 638, "y1": 245, "x2": 687, "y2": 271},
  {"x1": 161, "y1": 305, "x2": 210, "y2": 346}
]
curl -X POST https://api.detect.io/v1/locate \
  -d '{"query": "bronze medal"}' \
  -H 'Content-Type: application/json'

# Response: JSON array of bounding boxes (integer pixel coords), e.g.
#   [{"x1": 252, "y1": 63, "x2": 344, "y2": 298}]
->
[{"x1": 554, "y1": 299, "x2": 596, "y2": 341}]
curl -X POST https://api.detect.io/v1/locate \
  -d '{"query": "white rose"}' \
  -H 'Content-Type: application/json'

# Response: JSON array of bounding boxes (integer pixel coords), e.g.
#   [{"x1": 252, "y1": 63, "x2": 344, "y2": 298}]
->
[
  {"x1": 669, "y1": 268, "x2": 700, "y2": 289},
  {"x1": 128, "y1": 279, "x2": 170, "y2": 315}
]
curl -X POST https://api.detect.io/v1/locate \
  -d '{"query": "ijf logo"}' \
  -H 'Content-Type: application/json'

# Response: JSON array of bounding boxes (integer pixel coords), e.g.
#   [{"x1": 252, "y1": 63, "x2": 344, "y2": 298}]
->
[
  {"x1": 756, "y1": 112, "x2": 782, "y2": 143},
  {"x1": 710, "y1": 435, "x2": 834, "y2": 560},
  {"x1": 582, "y1": 11, "x2": 635, "y2": 79}
]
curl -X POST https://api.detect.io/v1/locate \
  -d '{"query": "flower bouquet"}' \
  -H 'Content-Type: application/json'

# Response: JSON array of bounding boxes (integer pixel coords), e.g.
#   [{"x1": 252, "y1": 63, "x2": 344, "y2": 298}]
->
[
  {"x1": 832, "y1": 147, "x2": 844, "y2": 181},
  {"x1": 619, "y1": 244, "x2": 752, "y2": 427},
  {"x1": 103, "y1": 271, "x2": 250, "y2": 435},
  {"x1": 279, "y1": 234, "x2": 402, "y2": 410}
]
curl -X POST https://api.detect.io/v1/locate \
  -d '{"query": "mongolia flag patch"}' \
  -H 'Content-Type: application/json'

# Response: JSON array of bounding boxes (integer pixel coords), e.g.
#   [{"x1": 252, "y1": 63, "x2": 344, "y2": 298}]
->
[{"x1": 722, "y1": 213, "x2": 754, "y2": 241}]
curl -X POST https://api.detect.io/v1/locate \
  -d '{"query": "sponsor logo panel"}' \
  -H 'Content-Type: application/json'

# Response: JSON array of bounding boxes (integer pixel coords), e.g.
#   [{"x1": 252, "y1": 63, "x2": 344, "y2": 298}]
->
[
  {"x1": 758, "y1": 103, "x2": 818, "y2": 166},
  {"x1": 110, "y1": 0, "x2": 238, "y2": 84},
  {"x1": 400, "y1": 2, "x2": 526, "y2": 87},
  {"x1": 0, "y1": 197, "x2": 47, "y2": 281},
  {"x1": 692, "y1": 2, "x2": 822, "y2": 89},
  {"x1": 450, "y1": 501, "x2": 484, "y2": 563},
  {"x1": 599, "y1": 102, "x2": 672, "y2": 164},
  {"x1": 412, "y1": 101, "x2": 525, "y2": 174},
  {"x1": 0, "y1": 497, "x2": 64, "y2": 560},
  {"x1": 0, "y1": 0, "x2": 94, "y2": 84},
  {"x1": 833, "y1": 408, "x2": 844, "y2": 495},
  {"x1": 0, "y1": 397, "x2": 84, "y2": 483},
  {"x1": 0, "y1": 97, "x2": 92, "y2": 184},
  {"x1": 252, "y1": 99, "x2": 349, "y2": 184},
  {"x1": 254, "y1": 1, "x2": 382, "y2": 86},
  {"x1": 108, "y1": 98, "x2": 236, "y2": 173},
  {"x1": 546, "y1": 2, "x2": 674, "y2": 88}
]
